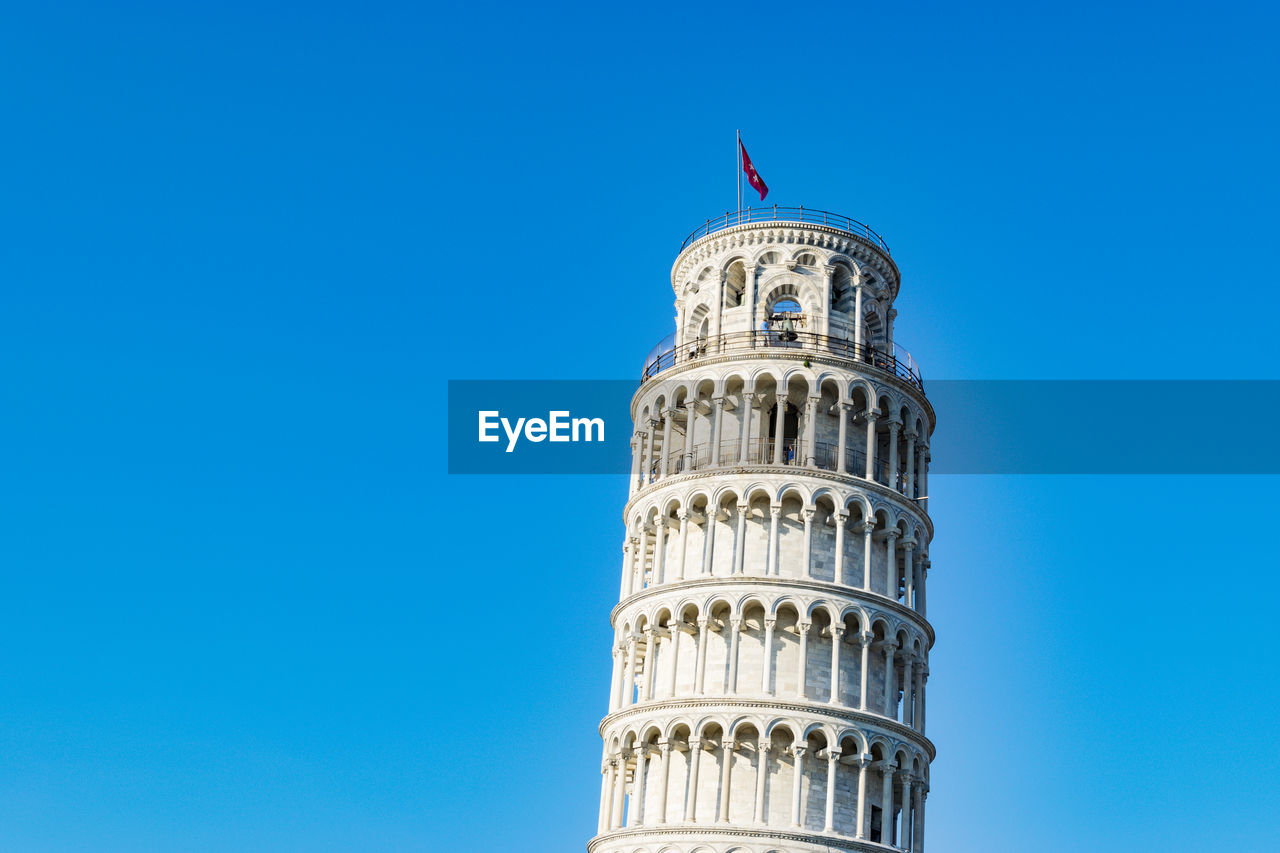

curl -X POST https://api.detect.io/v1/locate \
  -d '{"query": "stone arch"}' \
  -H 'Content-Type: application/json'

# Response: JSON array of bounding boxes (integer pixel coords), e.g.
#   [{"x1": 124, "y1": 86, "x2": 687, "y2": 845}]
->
[
  {"x1": 806, "y1": 599, "x2": 839, "y2": 624},
  {"x1": 693, "y1": 716, "x2": 727, "y2": 741},
  {"x1": 759, "y1": 275, "x2": 821, "y2": 319},
  {"x1": 775, "y1": 482, "x2": 808, "y2": 505},
  {"x1": 748, "y1": 365, "x2": 783, "y2": 390},
  {"x1": 736, "y1": 592, "x2": 770, "y2": 618},
  {"x1": 847, "y1": 378, "x2": 877, "y2": 412},
  {"x1": 753, "y1": 247, "x2": 782, "y2": 266},
  {"x1": 834, "y1": 726, "x2": 870, "y2": 755},
  {"x1": 808, "y1": 485, "x2": 839, "y2": 512},
  {"x1": 723, "y1": 258, "x2": 747, "y2": 308},
  {"x1": 838, "y1": 601, "x2": 871, "y2": 628},
  {"x1": 727, "y1": 715, "x2": 765, "y2": 741},
  {"x1": 843, "y1": 492, "x2": 874, "y2": 521}
]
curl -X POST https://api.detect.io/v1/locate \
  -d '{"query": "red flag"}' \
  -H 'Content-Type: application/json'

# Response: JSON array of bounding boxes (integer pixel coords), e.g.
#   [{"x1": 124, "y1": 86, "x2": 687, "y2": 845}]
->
[{"x1": 740, "y1": 140, "x2": 769, "y2": 200}]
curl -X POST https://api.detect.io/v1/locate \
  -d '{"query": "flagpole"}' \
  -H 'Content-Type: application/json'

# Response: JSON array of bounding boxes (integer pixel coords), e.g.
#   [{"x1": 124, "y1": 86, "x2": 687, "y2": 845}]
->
[{"x1": 736, "y1": 129, "x2": 742, "y2": 222}]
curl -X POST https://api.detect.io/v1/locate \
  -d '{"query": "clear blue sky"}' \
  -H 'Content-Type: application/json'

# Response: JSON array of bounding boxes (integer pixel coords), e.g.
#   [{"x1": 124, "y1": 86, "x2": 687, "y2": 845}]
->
[{"x1": 1, "y1": 2, "x2": 1277, "y2": 851}]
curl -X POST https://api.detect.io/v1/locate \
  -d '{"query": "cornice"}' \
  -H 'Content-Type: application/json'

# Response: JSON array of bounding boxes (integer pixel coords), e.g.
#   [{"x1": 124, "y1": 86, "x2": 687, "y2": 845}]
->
[
  {"x1": 610, "y1": 576, "x2": 935, "y2": 647},
  {"x1": 633, "y1": 348, "x2": 933, "y2": 427},
  {"x1": 623, "y1": 466, "x2": 934, "y2": 543},
  {"x1": 599, "y1": 696, "x2": 936, "y2": 761},
  {"x1": 590, "y1": 817, "x2": 905, "y2": 852}
]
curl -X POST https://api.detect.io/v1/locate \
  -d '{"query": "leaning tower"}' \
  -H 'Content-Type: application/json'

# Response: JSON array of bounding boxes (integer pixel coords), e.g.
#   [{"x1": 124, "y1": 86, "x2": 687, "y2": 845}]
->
[{"x1": 591, "y1": 208, "x2": 935, "y2": 853}]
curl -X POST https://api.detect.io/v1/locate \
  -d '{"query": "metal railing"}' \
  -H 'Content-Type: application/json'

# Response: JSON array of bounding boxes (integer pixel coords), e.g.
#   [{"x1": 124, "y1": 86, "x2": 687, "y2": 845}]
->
[
  {"x1": 641, "y1": 329, "x2": 923, "y2": 391},
  {"x1": 646, "y1": 439, "x2": 920, "y2": 499},
  {"x1": 680, "y1": 206, "x2": 891, "y2": 254}
]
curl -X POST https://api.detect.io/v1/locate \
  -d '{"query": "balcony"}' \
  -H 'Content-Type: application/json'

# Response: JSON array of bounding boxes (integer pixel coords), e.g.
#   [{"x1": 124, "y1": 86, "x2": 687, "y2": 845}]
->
[
  {"x1": 679, "y1": 205, "x2": 891, "y2": 254},
  {"x1": 641, "y1": 329, "x2": 924, "y2": 391},
  {"x1": 644, "y1": 438, "x2": 920, "y2": 499}
]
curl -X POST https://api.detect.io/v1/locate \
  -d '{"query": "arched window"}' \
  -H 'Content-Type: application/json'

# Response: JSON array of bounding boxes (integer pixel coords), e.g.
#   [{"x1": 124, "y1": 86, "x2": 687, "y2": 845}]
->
[
  {"x1": 724, "y1": 261, "x2": 746, "y2": 308},
  {"x1": 764, "y1": 287, "x2": 804, "y2": 343},
  {"x1": 831, "y1": 265, "x2": 853, "y2": 312}
]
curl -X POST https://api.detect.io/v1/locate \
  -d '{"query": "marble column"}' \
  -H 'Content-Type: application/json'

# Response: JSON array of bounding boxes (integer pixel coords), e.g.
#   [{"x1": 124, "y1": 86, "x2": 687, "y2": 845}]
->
[
  {"x1": 887, "y1": 418, "x2": 901, "y2": 491},
  {"x1": 898, "y1": 773, "x2": 912, "y2": 849},
  {"x1": 796, "y1": 621, "x2": 810, "y2": 700},
  {"x1": 884, "y1": 529, "x2": 899, "y2": 601},
  {"x1": 883, "y1": 642, "x2": 898, "y2": 717},
  {"x1": 620, "y1": 540, "x2": 634, "y2": 598},
  {"x1": 859, "y1": 631, "x2": 873, "y2": 711},
  {"x1": 864, "y1": 411, "x2": 879, "y2": 480},
  {"x1": 862, "y1": 520, "x2": 876, "y2": 591},
  {"x1": 767, "y1": 504, "x2": 781, "y2": 576},
  {"x1": 655, "y1": 741, "x2": 672, "y2": 824},
  {"x1": 623, "y1": 634, "x2": 638, "y2": 707},
  {"x1": 833, "y1": 511, "x2": 847, "y2": 584},
  {"x1": 836, "y1": 402, "x2": 851, "y2": 473},
  {"x1": 772, "y1": 394, "x2": 787, "y2": 464},
  {"x1": 733, "y1": 504, "x2": 748, "y2": 576},
  {"x1": 790, "y1": 744, "x2": 807, "y2": 827},
  {"x1": 753, "y1": 738, "x2": 771, "y2": 824},
  {"x1": 710, "y1": 397, "x2": 725, "y2": 467},
  {"x1": 829, "y1": 623, "x2": 844, "y2": 704},
  {"x1": 629, "y1": 746, "x2": 648, "y2": 826},
  {"x1": 717, "y1": 740, "x2": 734, "y2": 823},
  {"x1": 761, "y1": 617, "x2": 776, "y2": 695},
  {"x1": 640, "y1": 629, "x2": 657, "y2": 701},
  {"x1": 855, "y1": 755, "x2": 871, "y2": 840},
  {"x1": 902, "y1": 541, "x2": 916, "y2": 609},
  {"x1": 674, "y1": 509, "x2": 690, "y2": 582},
  {"x1": 804, "y1": 395, "x2": 820, "y2": 466},
  {"x1": 727, "y1": 618, "x2": 742, "y2": 693},
  {"x1": 644, "y1": 419, "x2": 657, "y2": 484},
  {"x1": 879, "y1": 764, "x2": 896, "y2": 844},
  {"x1": 824, "y1": 750, "x2": 840, "y2": 832},
  {"x1": 652, "y1": 515, "x2": 668, "y2": 587},
  {"x1": 739, "y1": 392, "x2": 755, "y2": 463},
  {"x1": 694, "y1": 619, "x2": 710, "y2": 695},
  {"x1": 660, "y1": 407, "x2": 674, "y2": 477},
  {"x1": 905, "y1": 431, "x2": 917, "y2": 498},
  {"x1": 684, "y1": 401, "x2": 699, "y2": 471},
  {"x1": 611, "y1": 753, "x2": 627, "y2": 829},
  {"x1": 853, "y1": 284, "x2": 865, "y2": 352},
  {"x1": 685, "y1": 739, "x2": 702, "y2": 821},
  {"x1": 636, "y1": 524, "x2": 650, "y2": 590},
  {"x1": 801, "y1": 508, "x2": 815, "y2": 578},
  {"x1": 666, "y1": 625, "x2": 682, "y2": 698}
]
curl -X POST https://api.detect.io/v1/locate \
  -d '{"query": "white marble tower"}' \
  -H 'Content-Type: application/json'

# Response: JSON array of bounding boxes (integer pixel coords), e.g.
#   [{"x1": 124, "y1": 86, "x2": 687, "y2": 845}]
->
[{"x1": 590, "y1": 208, "x2": 936, "y2": 853}]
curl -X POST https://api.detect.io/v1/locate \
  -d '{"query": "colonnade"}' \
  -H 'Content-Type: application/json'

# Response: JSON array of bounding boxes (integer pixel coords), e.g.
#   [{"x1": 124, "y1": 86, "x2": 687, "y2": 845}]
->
[
  {"x1": 632, "y1": 394, "x2": 930, "y2": 508},
  {"x1": 608, "y1": 616, "x2": 927, "y2": 733},
  {"x1": 620, "y1": 499, "x2": 929, "y2": 618},
  {"x1": 597, "y1": 734, "x2": 926, "y2": 850}
]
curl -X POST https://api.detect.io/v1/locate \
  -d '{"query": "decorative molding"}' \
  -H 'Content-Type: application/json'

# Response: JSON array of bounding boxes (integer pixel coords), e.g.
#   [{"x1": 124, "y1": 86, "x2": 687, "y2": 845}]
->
[
  {"x1": 610, "y1": 577, "x2": 934, "y2": 649},
  {"x1": 600, "y1": 697, "x2": 935, "y2": 759}
]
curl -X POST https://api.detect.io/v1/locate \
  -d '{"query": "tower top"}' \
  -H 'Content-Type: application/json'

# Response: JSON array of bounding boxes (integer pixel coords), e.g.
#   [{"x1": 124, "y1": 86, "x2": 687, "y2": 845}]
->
[
  {"x1": 671, "y1": 206, "x2": 900, "y2": 303},
  {"x1": 679, "y1": 206, "x2": 891, "y2": 254}
]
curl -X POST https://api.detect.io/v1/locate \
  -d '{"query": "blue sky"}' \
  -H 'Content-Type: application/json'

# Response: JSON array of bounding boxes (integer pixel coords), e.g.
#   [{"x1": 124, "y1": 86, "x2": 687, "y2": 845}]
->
[{"x1": 1, "y1": 1, "x2": 1278, "y2": 851}]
